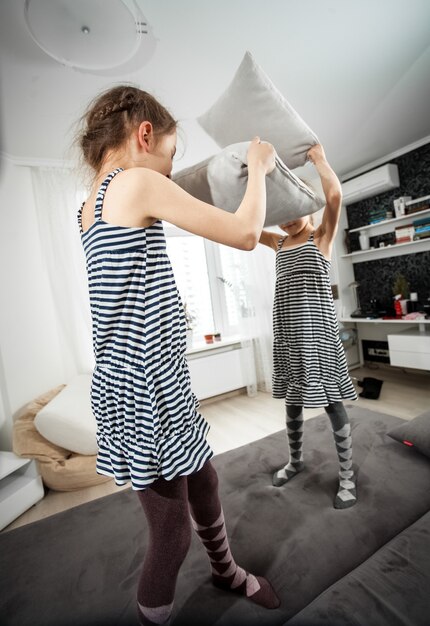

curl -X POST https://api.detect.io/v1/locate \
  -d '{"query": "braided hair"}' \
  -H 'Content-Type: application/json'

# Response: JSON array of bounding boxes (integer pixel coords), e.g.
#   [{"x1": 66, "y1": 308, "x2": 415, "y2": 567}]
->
[{"x1": 79, "y1": 85, "x2": 176, "y2": 173}]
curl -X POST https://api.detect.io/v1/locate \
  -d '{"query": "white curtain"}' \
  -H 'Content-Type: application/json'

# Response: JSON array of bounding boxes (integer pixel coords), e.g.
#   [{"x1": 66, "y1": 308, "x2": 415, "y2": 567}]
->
[
  {"x1": 31, "y1": 167, "x2": 94, "y2": 378},
  {"x1": 241, "y1": 243, "x2": 276, "y2": 395},
  {"x1": 217, "y1": 242, "x2": 276, "y2": 395}
]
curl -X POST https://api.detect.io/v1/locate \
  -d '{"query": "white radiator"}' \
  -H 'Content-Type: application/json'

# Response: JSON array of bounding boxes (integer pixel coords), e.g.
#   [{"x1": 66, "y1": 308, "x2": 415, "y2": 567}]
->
[{"x1": 187, "y1": 342, "x2": 254, "y2": 400}]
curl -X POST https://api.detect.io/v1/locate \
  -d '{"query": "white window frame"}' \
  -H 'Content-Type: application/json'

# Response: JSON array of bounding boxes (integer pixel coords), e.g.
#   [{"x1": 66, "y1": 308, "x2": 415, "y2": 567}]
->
[{"x1": 164, "y1": 224, "x2": 237, "y2": 337}]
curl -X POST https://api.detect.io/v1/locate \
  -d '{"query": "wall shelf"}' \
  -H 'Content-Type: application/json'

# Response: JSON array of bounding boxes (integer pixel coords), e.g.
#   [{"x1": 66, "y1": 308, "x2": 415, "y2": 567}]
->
[
  {"x1": 348, "y1": 204, "x2": 430, "y2": 234},
  {"x1": 341, "y1": 237, "x2": 430, "y2": 263}
]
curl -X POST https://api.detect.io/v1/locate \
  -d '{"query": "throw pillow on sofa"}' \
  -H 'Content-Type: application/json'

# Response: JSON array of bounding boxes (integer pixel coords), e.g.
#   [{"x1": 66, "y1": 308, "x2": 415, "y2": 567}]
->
[
  {"x1": 387, "y1": 411, "x2": 430, "y2": 459},
  {"x1": 34, "y1": 374, "x2": 97, "y2": 455},
  {"x1": 13, "y1": 384, "x2": 110, "y2": 491}
]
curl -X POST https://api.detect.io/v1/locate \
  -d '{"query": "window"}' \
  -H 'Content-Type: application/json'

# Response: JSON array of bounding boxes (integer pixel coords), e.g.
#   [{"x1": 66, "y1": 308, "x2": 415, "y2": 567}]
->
[
  {"x1": 165, "y1": 227, "x2": 215, "y2": 339},
  {"x1": 217, "y1": 244, "x2": 254, "y2": 330},
  {"x1": 165, "y1": 225, "x2": 247, "y2": 340}
]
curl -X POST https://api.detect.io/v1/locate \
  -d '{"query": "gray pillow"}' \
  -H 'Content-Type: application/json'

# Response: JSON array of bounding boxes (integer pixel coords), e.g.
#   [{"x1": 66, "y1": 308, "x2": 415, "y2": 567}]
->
[
  {"x1": 197, "y1": 51, "x2": 319, "y2": 170},
  {"x1": 173, "y1": 141, "x2": 325, "y2": 227},
  {"x1": 173, "y1": 156, "x2": 213, "y2": 203},
  {"x1": 387, "y1": 412, "x2": 430, "y2": 459}
]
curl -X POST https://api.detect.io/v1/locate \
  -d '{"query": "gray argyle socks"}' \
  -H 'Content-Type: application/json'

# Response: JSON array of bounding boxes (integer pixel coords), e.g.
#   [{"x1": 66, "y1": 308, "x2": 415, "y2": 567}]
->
[
  {"x1": 273, "y1": 402, "x2": 357, "y2": 509},
  {"x1": 273, "y1": 404, "x2": 305, "y2": 487},
  {"x1": 325, "y1": 402, "x2": 357, "y2": 509}
]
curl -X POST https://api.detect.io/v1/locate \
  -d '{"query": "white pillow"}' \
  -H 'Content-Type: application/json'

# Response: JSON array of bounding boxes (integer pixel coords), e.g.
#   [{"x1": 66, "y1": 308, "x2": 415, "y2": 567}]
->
[
  {"x1": 198, "y1": 51, "x2": 319, "y2": 170},
  {"x1": 34, "y1": 374, "x2": 97, "y2": 455},
  {"x1": 173, "y1": 141, "x2": 324, "y2": 227}
]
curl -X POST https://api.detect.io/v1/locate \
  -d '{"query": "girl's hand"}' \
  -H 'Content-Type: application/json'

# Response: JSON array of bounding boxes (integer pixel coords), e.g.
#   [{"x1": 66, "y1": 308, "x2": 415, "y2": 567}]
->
[
  {"x1": 307, "y1": 144, "x2": 326, "y2": 165},
  {"x1": 247, "y1": 137, "x2": 276, "y2": 175}
]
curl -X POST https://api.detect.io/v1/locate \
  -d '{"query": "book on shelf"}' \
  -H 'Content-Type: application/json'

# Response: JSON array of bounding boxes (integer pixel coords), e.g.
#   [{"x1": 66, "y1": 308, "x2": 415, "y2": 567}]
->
[
  {"x1": 369, "y1": 217, "x2": 386, "y2": 224},
  {"x1": 395, "y1": 223, "x2": 414, "y2": 230},
  {"x1": 368, "y1": 208, "x2": 387, "y2": 225},
  {"x1": 413, "y1": 217, "x2": 430, "y2": 227},
  {"x1": 406, "y1": 204, "x2": 430, "y2": 216},
  {"x1": 413, "y1": 231, "x2": 430, "y2": 240},
  {"x1": 395, "y1": 224, "x2": 415, "y2": 242},
  {"x1": 395, "y1": 236, "x2": 413, "y2": 244},
  {"x1": 415, "y1": 225, "x2": 430, "y2": 234}
]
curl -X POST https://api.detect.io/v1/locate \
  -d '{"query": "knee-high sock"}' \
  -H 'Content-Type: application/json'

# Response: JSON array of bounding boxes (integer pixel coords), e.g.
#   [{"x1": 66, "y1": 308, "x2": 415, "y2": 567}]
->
[
  {"x1": 187, "y1": 460, "x2": 280, "y2": 609},
  {"x1": 136, "y1": 476, "x2": 191, "y2": 625},
  {"x1": 273, "y1": 404, "x2": 304, "y2": 487},
  {"x1": 325, "y1": 402, "x2": 357, "y2": 509}
]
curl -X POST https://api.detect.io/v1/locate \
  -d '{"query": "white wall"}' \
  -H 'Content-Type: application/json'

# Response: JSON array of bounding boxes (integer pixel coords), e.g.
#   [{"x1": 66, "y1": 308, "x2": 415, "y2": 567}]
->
[{"x1": 0, "y1": 158, "x2": 68, "y2": 449}]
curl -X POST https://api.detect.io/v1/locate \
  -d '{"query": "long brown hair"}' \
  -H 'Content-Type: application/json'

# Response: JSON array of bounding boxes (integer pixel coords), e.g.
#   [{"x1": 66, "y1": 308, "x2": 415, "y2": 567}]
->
[{"x1": 78, "y1": 85, "x2": 177, "y2": 174}]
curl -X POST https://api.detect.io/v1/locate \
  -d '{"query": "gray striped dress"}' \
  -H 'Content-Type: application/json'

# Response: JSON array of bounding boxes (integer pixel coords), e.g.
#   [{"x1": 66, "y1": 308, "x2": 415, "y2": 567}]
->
[
  {"x1": 272, "y1": 232, "x2": 357, "y2": 407},
  {"x1": 78, "y1": 168, "x2": 213, "y2": 489}
]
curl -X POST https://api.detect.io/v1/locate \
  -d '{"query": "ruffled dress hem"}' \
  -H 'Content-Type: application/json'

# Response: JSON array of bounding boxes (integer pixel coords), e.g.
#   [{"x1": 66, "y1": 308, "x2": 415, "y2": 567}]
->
[
  {"x1": 95, "y1": 413, "x2": 213, "y2": 490},
  {"x1": 272, "y1": 376, "x2": 358, "y2": 408}
]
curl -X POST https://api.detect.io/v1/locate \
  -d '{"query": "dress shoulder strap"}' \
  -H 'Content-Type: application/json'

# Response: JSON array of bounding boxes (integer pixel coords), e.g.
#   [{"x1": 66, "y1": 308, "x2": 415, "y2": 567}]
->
[
  {"x1": 77, "y1": 202, "x2": 84, "y2": 234},
  {"x1": 277, "y1": 235, "x2": 287, "y2": 250},
  {"x1": 94, "y1": 168, "x2": 124, "y2": 221}
]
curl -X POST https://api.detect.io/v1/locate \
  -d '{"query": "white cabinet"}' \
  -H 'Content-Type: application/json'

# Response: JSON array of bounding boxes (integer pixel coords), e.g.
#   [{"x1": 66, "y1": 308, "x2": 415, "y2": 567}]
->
[
  {"x1": 0, "y1": 451, "x2": 44, "y2": 530},
  {"x1": 387, "y1": 328, "x2": 430, "y2": 370}
]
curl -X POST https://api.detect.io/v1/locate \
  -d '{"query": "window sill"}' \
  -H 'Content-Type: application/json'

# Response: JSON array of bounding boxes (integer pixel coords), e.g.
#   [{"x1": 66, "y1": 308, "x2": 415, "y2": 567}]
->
[{"x1": 186, "y1": 335, "x2": 243, "y2": 357}]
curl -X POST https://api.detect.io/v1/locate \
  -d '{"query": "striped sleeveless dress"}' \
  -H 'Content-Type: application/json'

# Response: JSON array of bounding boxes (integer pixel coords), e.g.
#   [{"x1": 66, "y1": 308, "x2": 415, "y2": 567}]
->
[
  {"x1": 272, "y1": 232, "x2": 357, "y2": 407},
  {"x1": 78, "y1": 168, "x2": 213, "y2": 489}
]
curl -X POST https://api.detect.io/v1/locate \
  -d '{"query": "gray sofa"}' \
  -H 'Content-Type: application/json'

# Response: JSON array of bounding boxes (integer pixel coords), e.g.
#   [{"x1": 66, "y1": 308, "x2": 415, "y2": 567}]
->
[{"x1": 1, "y1": 406, "x2": 429, "y2": 626}]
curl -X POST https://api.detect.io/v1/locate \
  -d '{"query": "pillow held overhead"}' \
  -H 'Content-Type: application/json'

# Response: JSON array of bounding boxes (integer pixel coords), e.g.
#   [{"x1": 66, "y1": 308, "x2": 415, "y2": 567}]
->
[
  {"x1": 198, "y1": 51, "x2": 319, "y2": 170},
  {"x1": 173, "y1": 141, "x2": 325, "y2": 227}
]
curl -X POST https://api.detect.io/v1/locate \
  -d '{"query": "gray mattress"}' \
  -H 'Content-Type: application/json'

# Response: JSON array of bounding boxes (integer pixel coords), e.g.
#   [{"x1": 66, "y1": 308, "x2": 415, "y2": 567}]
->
[{"x1": 1, "y1": 406, "x2": 430, "y2": 626}]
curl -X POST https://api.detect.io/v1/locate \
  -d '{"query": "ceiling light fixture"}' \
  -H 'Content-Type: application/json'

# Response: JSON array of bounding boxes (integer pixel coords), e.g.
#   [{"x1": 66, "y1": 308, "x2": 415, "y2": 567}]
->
[{"x1": 23, "y1": 0, "x2": 156, "y2": 74}]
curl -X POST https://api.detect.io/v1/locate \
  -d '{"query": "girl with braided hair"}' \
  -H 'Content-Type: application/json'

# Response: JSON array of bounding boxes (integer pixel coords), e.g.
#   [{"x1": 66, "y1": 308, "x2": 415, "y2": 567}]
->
[{"x1": 76, "y1": 85, "x2": 279, "y2": 625}]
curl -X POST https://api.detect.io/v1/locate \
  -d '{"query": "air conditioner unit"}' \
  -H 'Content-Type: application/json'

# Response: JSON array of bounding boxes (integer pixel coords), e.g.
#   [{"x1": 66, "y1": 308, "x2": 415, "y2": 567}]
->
[{"x1": 342, "y1": 164, "x2": 399, "y2": 205}]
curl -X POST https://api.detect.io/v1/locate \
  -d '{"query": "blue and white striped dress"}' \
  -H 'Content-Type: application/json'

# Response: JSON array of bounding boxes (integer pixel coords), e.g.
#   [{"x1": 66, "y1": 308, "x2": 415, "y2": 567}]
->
[
  {"x1": 78, "y1": 168, "x2": 213, "y2": 489},
  {"x1": 272, "y1": 232, "x2": 357, "y2": 407}
]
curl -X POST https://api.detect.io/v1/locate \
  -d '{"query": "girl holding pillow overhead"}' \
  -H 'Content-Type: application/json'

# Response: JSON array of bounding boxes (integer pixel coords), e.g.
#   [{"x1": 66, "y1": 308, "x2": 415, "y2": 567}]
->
[
  {"x1": 76, "y1": 85, "x2": 279, "y2": 626},
  {"x1": 259, "y1": 144, "x2": 358, "y2": 509}
]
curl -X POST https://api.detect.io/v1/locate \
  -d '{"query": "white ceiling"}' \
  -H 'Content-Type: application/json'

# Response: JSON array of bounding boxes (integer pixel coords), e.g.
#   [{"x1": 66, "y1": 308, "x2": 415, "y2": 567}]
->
[{"x1": 1, "y1": 0, "x2": 430, "y2": 177}]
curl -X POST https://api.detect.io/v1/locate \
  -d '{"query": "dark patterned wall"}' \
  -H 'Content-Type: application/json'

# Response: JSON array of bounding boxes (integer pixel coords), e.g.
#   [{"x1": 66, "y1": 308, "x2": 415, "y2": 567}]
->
[
  {"x1": 353, "y1": 251, "x2": 430, "y2": 313},
  {"x1": 345, "y1": 142, "x2": 430, "y2": 312}
]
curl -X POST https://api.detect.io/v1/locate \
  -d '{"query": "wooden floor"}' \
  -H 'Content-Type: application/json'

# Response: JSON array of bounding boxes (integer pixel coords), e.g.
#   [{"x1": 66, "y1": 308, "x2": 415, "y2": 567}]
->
[{"x1": 3, "y1": 364, "x2": 429, "y2": 532}]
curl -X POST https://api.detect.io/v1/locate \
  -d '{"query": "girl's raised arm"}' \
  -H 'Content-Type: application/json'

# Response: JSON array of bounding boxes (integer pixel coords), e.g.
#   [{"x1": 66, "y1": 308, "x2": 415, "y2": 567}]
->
[
  {"x1": 259, "y1": 230, "x2": 280, "y2": 251},
  {"x1": 128, "y1": 138, "x2": 275, "y2": 251},
  {"x1": 307, "y1": 144, "x2": 342, "y2": 246}
]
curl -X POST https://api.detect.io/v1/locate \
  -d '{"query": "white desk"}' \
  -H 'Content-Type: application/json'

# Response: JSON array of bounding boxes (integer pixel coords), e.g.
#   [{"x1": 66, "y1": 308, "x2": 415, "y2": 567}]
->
[
  {"x1": 340, "y1": 318, "x2": 430, "y2": 370},
  {"x1": 341, "y1": 317, "x2": 430, "y2": 333}
]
